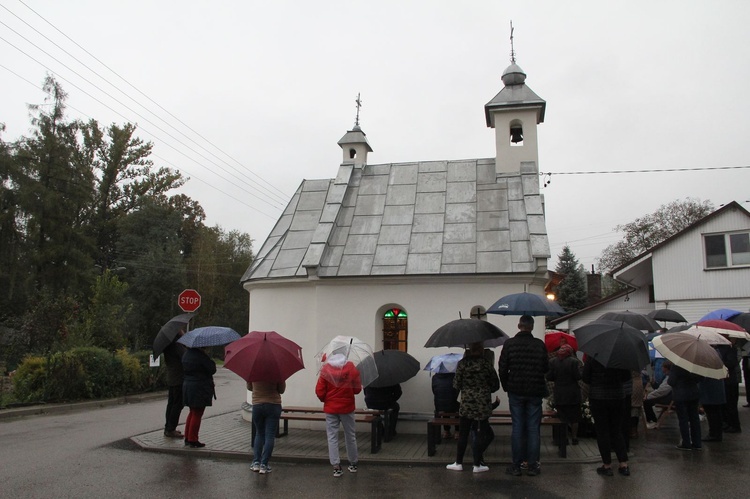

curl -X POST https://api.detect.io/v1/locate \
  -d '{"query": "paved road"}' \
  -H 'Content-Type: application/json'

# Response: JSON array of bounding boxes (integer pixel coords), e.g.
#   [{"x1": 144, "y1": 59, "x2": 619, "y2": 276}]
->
[{"x1": 1, "y1": 370, "x2": 749, "y2": 498}]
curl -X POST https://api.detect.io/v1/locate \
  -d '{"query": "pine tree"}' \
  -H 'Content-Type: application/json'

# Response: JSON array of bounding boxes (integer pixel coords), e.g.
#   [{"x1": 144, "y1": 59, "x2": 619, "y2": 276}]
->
[{"x1": 555, "y1": 245, "x2": 588, "y2": 313}]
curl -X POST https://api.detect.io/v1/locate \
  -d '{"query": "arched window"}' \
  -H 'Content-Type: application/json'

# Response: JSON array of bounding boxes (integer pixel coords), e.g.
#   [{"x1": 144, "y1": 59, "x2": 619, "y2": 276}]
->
[
  {"x1": 349, "y1": 148, "x2": 357, "y2": 159},
  {"x1": 382, "y1": 308, "x2": 408, "y2": 352}
]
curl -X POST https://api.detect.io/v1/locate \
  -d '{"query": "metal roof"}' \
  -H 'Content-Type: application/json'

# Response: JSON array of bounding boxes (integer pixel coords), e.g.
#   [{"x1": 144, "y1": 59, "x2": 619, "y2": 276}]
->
[{"x1": 241, "y1": 158, "x2": 551, "y2": 282}]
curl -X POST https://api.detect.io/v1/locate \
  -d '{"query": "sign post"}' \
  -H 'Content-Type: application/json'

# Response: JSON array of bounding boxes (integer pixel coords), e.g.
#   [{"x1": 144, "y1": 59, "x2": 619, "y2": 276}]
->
[{"x1": 178, "y1": 289, "x2": 201, "y2": 313}]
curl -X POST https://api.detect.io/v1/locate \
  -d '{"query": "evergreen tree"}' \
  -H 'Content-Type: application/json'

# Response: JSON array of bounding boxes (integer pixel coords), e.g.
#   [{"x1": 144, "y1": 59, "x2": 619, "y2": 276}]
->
[{"x1": 555, "y1": 245, "x2": 588, "y2": 313}]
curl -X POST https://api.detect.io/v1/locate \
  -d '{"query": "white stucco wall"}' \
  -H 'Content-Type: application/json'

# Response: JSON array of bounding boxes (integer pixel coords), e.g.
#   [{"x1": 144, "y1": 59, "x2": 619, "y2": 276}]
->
[{"x1": 244, "y1": 276, "x2": 548, "y2": 419}]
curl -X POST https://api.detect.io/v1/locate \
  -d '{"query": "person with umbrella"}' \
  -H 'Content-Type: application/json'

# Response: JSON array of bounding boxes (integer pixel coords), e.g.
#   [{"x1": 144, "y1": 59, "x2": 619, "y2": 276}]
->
[
  {"x1": 181, "y1": 346, "x2": 217, "y2": 448},
  {"x1": 249, "y1": 379, "x2": 286, "y2": 474},
  {"x1": 546, "y1": 344, "x2": 582, "y2": 445},
  {"x1": 153, "y1": 313, "x2": 195, "y2": 439},
  {"x1": 497, "y1": 315, "x2": 549, "y2": 477},
  {"x1": 364, "y1": 384, "x2": 402, "y2": 440},
  {"x1": 716, "y1": 339, "x2": 742, "y2": 434},
  {"x1": 315, "y1": 353, "x2": 362, "y2": 477},
  {"x1": 426, "y1": 354, "x2": 461, "y2": 440},
  {"x1": 445, "y1": 341, "x2": 500, "y2": 474},
  {"x1": 162, "y1": 329, "x2": 187, "y2": 438},
  {"x1": 582, "y1": 355, "x2": 631, "y2": 476},
  {"x1": 668, "y1": 365, "x2": 704, "y2": 450}
]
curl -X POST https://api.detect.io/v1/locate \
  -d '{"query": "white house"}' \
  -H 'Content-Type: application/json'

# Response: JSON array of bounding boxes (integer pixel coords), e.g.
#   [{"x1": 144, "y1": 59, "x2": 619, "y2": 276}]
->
[
  {"x1": 240, "y1": 57, "x2": 554, "y2": 422},
  {"x1": 551, "y1": 201, "x2": 750, "y2": 332}
]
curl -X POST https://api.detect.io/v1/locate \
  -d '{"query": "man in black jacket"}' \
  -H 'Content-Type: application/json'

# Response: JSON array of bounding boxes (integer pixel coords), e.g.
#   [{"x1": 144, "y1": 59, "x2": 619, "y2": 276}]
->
[{"x1": 498, "y1": 315, "x2": 548, "y2": 477}]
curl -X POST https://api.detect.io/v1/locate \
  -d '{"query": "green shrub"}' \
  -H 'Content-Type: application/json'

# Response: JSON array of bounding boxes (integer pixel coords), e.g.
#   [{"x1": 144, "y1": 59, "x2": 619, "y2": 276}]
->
[
  {"x1": 12, "y1": 355, "x2": 47, "y2": 403},
  {"x1": 12, "y1": 348, "x2": 164, "y2": 402}
]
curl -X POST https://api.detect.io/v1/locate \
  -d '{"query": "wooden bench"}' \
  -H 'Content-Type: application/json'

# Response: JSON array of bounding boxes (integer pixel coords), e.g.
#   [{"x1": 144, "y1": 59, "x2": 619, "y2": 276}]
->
[
  {"x1": 642, "y1": 400, "x2": 675, "y2": 429},
  {"x1": 250, "y1": 406, "x2": 384, "y2": 454},
  {"x1": 427, "y1": 411, "x2": 567, "y2": 458}
]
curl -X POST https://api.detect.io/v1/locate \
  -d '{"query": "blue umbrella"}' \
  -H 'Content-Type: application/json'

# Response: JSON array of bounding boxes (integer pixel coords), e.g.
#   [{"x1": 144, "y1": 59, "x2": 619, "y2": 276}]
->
[
  {"x1": 424, "y1": 353, "x2": 463, "y2": 373},
  {"x1": 177, "y1": 326, "x2": 241, "y2": 348},
  {"x1": 699, "y1": 308, "x2": 742, "y2": 322},
  {"x1": 486, "y1": 292, "x2": 566, "y2": 317}
]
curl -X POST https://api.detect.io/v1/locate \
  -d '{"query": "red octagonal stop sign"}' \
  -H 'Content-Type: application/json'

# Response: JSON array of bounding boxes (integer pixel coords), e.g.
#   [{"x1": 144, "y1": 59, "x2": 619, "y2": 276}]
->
[{"x1": 178, "y1": 289, "x2": 201, "y2": 313}]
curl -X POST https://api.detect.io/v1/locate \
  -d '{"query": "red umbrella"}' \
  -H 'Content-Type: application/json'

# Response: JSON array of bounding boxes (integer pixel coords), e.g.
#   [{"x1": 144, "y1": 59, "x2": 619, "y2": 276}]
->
[
  {"x1": 544, "y1": 330, "x2": 578, "y2": 353},
  {"x1": 696, "y1": 319, "x2": 745, "y2": 331},
  {"x1": 224, "y1": 331, "x2": 305, "y2": 383}
]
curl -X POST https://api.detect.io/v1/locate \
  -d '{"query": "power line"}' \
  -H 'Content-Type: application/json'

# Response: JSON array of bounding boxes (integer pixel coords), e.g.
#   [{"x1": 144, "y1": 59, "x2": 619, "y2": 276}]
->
[
  {"x1": 542, "y1": 165, "x2": 749, "y2": 176},
  {"x1": 0, "y1": 62, "x2": 278, "y2": 220},
  {"x1": 15, "y1": 0, "x2": 288, "y2": 203},
  {"x1": 0, "y1": 28, "x2": 287, "y2": 210}
]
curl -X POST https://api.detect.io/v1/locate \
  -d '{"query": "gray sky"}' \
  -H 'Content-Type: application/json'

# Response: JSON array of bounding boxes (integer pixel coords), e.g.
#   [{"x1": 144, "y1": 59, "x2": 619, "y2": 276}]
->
[{"x1": 2, "y1": 1, "x2": 749, "y2": 270}]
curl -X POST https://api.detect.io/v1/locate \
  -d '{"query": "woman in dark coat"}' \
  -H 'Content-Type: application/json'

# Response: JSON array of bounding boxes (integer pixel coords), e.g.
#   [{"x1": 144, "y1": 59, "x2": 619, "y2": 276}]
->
[
  {"x1": 546, "y1": 344, "x2": 582, "y2": 444},
  {"x1": 668, "y1": 365, "x2": 703, "y2": 450},
  {"x1": 182, "y1": 347, "x2": 217, "y2": 447},
  {"x1": 582, "y1": 357, "x2": 631, "y2": 476}
]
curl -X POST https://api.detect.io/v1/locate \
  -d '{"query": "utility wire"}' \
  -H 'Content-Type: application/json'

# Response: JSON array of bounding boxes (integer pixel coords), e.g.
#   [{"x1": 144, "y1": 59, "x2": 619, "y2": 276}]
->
[
  {"x1": 0, "y1": 28, "x2": 287, "y2": 210},
  {"x1": 0, "y1": 62, "x2": 279, "y2": 220}
]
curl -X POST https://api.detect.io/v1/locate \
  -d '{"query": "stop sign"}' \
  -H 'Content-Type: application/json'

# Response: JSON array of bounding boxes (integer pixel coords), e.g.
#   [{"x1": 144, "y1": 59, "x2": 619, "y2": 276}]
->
[{"x1": 178, "y1": 289, "x2": 201, "y2": 313}]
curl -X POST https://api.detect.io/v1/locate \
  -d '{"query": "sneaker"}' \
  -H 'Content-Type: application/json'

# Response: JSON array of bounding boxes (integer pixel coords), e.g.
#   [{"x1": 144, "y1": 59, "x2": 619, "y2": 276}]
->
[
  {"x1": 164, "y1": 429, "x2": 184, "y2": 438},
  {"x1": 446, "y1": 462, "x2": 463, "y2": 471},
  {"x1": 259, "y1": 465, "x2": 272, "y2": 474},
  {"x1": 250, "y1": 462, "x2": 261, "y2": 472},
  {"x1": 473, "y1": 465, "x2": 489, "y2": 473},
  {"x1": 348, "y1": 464, "x2": 358, "y2": 473},
  {"x1": 526, "y1": 463, "x2": 541, "y2": 476},
  {"x1": 675, "y1": 444, "x2": 692, "y2": 451},
  {"x1": 520, "y1": 461, "x2": 529, "y2": 470},
  {"x1": 646, "y1": 422, "x2": 658, "y2": 430},
  {"x1": 333, "y1": 466, "x2": 343, "y2": 477},
  {"x1": 505, "y1": 465, "x2": 522, "y2": 476},
  {"x1": 618, "y1": 466, "x2": 630, "y2": 476}
]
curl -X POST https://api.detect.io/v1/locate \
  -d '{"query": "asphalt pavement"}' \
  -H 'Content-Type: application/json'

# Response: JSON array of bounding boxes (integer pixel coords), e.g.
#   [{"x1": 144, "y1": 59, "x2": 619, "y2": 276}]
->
[{"x1": 2, "y1": 371, "x2": 749, "y2": 498}]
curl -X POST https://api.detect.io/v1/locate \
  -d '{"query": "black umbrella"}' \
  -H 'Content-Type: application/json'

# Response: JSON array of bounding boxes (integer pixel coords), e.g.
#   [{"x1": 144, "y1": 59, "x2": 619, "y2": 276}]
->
[
  {"x1": 486, "y1": 292, "x2": 566, "y2": 317},
  {"x1": 367, "y1": 350, "x2": 421, "y2": 388},
  {"x1": 574, "y1": 319, "x2": 650, "y2": 370},
  {"x1": 667, "y1": 323, "x2": 695, "y2": 333},
  {"x1": 647, "y1": 308, "x2": 687, "y2": 323},
  {"x1": 597, "y1": 311, "x2": 660, "y2": 332},
  {"x1": 425, "y1": 319, "x2": 508, "y2": 348},
  {"x1": 152, "y1": 312, "x2": 195, "y2": 357},
  {"x1": 729, "y1": 312, "x2": 750, "y2": 332}
]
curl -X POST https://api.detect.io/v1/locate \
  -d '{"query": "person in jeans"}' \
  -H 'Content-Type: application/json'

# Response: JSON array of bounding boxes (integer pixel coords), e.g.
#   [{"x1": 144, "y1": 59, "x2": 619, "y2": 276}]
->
[
  {"x1": 498, "y1": 315, "x2": 549, "y2": 477},
  {"x1": 249, "y1": 380, "x2": 285, "y2": 474},
  {"x1": 315, "y1": 353, "x2": 362, "y2": 477},
  {"x1": 582, "y1": 356, "x2": 631, "y2": 476},
  {"x1": 445, "y1": 342, "x2": 500, "y2": 473}
]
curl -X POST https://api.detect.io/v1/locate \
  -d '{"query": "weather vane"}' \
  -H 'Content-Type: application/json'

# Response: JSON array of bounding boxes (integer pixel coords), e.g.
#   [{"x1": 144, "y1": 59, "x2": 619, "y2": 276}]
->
[
  {"x1": 354, "y1": 92, "x2": 362, "y2": 127},
  {"x1": 510, "y1": 20, "x2": 516, "y2": 63}
]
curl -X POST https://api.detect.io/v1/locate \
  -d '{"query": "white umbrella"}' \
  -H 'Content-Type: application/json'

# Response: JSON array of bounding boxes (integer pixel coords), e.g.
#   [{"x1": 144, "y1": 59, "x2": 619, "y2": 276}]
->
[
  {"x1": 683, "y1": 326, "x2": 732, "y2": 346},
  {"x1": 316, "y1": 335, "x2": 379, "y2": 387}
]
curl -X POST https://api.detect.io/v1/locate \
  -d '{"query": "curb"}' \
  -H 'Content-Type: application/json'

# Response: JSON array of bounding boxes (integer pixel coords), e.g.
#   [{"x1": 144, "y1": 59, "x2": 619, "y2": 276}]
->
[{"x1": 0, "y1": 391, "x2": 166, "y2": 421}]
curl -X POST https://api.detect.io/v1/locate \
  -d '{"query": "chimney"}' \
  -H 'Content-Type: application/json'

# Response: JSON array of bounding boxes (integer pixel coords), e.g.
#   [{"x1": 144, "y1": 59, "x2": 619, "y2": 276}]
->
[{"x1": 587, "y1": 265, "x2": 602, "y2": 305}]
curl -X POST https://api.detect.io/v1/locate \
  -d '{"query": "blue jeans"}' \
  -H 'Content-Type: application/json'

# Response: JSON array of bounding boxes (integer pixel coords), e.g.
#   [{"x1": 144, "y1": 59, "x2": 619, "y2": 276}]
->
[
  {"x1": 508, "y1": 393, "x2": 542, "y2": 467},
  {"x1": 252, "y1": 403, "x2": 282, "y2": 466}
]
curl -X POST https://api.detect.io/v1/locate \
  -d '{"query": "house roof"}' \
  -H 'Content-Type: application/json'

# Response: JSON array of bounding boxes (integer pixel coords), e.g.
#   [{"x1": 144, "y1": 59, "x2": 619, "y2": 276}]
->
[
  {"x1": 241, "y1": 158, "x2": 551, "y2": 281},
  {"x1": 611, "y1": 201, "x2": 750, "y2": 277}
]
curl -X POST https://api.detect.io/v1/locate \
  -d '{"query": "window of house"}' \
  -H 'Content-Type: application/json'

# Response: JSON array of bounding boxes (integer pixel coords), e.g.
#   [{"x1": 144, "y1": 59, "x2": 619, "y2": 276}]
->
[
  {"x1": 704, "y1": 231, "x2": 750, "y2": 269},
  {"x1": 382, "y1": 308, "x2": 408, "y2": 352}
]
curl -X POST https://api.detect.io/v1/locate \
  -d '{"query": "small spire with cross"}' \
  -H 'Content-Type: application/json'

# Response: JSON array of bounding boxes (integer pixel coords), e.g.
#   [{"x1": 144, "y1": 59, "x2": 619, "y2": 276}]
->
[
  {"x1": 354, "y1": 92, "x2": 362, "y2": 127},
  {"x1": 509, "y1": 21, "x2": 516, "y2": 64}
]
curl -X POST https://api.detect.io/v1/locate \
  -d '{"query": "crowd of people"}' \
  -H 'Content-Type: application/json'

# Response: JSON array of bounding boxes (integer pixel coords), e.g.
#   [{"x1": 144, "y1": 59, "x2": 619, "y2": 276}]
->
[{"x1": 159, "y1": 317, "x2": 747, "y2": 479}]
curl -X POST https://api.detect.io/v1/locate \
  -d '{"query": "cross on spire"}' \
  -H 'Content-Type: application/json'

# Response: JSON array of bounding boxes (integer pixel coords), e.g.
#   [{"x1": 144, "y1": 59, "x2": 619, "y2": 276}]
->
[
  {"x1": 510, "y1": 20, "x2": 516, "y2": 63},
  {"x1": 354, "y1": 92, "x2": 362, "y2": 127}
]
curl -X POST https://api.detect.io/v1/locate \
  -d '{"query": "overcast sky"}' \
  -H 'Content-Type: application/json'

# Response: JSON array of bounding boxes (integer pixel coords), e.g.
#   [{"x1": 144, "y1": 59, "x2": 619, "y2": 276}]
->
[{"x1": 2, "y1": 1, "x2": 749, "y2": 271}]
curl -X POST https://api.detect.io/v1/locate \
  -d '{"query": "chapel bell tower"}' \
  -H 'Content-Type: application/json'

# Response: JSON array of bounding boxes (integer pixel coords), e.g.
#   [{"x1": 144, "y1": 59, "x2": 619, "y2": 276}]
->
[
  {"x1": 338, "y1": 93, "x2": 372, "y2": 167},
  {"x1": 484, "y1": 25, "x2": 546, "y2": 176}
]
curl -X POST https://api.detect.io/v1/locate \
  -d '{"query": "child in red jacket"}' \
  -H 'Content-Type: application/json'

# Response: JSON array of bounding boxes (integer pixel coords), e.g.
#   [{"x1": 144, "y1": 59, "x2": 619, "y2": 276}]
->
[{"x1": 315, "y1": 353, "x2": 362, "y2": 477}]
